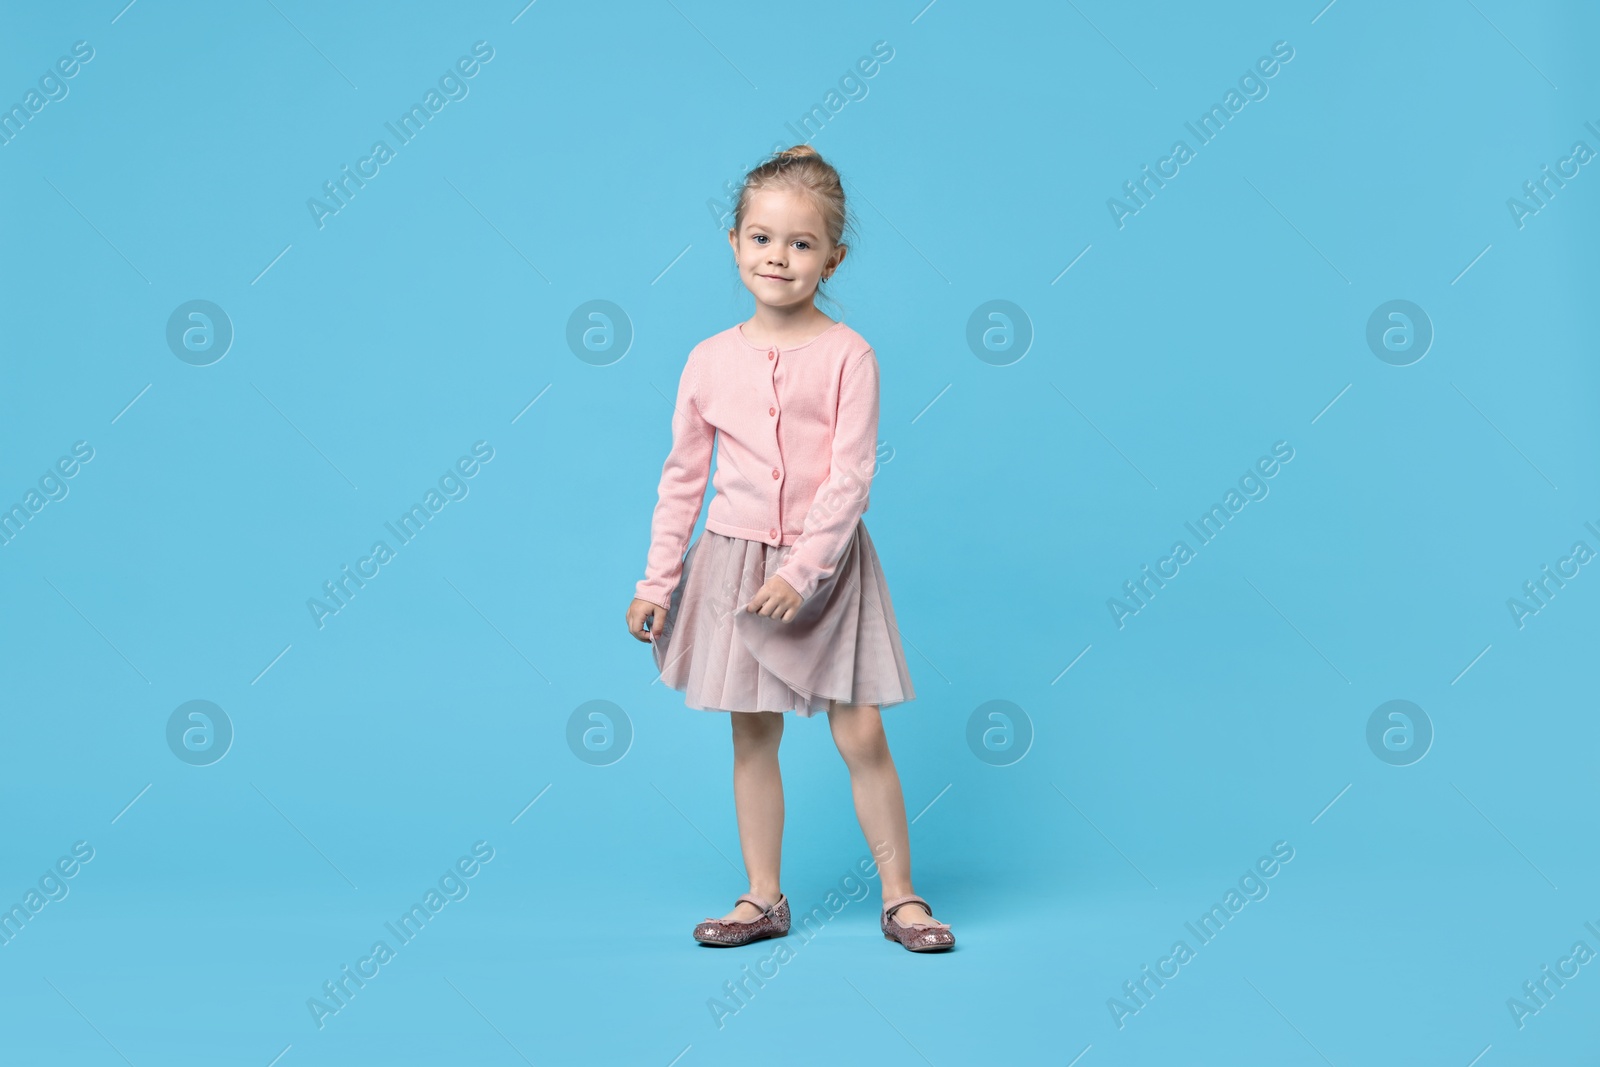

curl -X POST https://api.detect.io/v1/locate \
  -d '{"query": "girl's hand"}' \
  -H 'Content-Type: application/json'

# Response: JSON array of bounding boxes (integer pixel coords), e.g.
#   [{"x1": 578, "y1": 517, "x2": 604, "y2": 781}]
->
[
  {"x1": 746, "y1": 576, "x2": 802, "y2": 622},
  {"x1": 626, "y1": 598, "x2": 668, "y2": 643}
]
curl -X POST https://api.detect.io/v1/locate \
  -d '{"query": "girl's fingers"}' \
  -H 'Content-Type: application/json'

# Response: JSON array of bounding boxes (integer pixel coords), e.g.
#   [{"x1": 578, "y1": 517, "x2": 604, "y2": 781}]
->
[
  {"x1": 741, "y1": 584, "x2": 801, "y2": 619},
  {"x1": 627, "y1": 604, "x2": 662, "y2": 642}
]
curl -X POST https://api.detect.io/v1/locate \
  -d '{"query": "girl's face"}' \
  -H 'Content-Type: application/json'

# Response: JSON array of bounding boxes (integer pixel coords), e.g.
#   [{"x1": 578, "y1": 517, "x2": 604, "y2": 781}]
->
[{"x1": 728, "y1": 187, "x2": 845, "y2": 311}]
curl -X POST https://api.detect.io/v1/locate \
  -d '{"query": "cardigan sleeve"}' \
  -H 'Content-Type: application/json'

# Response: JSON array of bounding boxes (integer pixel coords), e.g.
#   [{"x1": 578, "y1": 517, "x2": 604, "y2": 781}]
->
[
  {"x1": 634, "y1": 348, "x2": 715, "y2": 609},
  {"x1": 773, "y1": 347, "x2": 880, "y2": 602}
]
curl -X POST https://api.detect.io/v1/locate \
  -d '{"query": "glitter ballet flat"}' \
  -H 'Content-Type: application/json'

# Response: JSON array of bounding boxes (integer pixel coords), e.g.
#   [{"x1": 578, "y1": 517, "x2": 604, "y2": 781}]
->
[
  {"x1": 881, "y1": 894, "x2": 955, "y2": 952},
  {"x1": 693, "y1": 892, "x2": 790, "y2": 947}
]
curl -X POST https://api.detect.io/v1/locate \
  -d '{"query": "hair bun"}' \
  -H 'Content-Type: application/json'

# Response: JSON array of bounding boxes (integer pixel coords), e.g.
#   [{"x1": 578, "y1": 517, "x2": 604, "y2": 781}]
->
[{"x1": 778, "y1": 144, "x2": 818, "y2": 161}]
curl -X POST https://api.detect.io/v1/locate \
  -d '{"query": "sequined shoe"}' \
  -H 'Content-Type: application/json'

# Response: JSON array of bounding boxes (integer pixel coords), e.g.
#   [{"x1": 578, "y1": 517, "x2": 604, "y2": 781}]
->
[
  {"x1": 693, "y1": 893, "x2": 790, "y2": 946},
  {"x1": 881, "y1": 894, "x2": 955, "y2": 952}
]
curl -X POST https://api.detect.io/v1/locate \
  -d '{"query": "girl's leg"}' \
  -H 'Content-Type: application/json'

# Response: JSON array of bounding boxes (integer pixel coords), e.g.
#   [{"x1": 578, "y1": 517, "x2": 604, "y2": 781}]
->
[
  {"x1": 716, "y1": 709, "x2": 786, "y2": 922},
  {"x1": 826, "y1": 699, "x2": 934, "y2": 925}
]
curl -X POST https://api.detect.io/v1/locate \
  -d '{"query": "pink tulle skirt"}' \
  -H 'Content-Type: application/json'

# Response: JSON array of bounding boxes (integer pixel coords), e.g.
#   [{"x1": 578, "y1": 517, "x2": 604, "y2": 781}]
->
[{"x1": 651, "y1": 520, "x2": 916, "y2": 716}]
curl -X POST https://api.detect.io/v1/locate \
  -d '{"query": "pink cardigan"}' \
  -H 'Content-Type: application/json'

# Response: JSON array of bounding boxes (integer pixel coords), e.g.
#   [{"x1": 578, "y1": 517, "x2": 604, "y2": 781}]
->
[{"x1": 635, "y1": 319, "x2": 880, "y2": 608}]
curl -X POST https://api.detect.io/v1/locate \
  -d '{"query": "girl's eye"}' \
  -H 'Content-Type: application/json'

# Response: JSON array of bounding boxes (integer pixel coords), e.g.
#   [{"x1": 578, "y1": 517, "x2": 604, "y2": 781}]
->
[
  {"x1": 794, "y1": 241, "x2": 809, "y2": 250},
  {"x1": 753, "y1": 235, "x2": 768, "y2": 244}
]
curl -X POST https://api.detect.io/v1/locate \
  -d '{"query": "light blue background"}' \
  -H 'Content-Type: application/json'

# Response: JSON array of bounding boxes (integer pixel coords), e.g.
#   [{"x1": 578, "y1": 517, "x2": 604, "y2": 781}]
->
[{"x1": 1, "y1": 1, "x2": 1596, "y2": 1064}]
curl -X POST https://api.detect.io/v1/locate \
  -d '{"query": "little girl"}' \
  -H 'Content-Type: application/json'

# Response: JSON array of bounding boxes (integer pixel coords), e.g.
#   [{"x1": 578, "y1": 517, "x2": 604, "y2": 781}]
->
[{"x1": 624, "y1": 145, "x2": 954, "y2": 953}]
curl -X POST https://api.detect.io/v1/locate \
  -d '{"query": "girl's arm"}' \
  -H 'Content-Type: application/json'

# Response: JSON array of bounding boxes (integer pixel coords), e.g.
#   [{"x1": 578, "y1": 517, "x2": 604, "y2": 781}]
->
[
  {"x1": 772, "y1": 346, "x2": 880, "y2": 601},
  {"x1": 635, "y1": 348, "x2": 715, "y2": 608}
]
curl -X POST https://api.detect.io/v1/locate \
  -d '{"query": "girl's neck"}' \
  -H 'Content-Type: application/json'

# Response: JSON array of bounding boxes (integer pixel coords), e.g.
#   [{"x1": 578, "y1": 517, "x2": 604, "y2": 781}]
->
[{"x1": 743, "y1": 304, "x2": 838, "y2": 348}]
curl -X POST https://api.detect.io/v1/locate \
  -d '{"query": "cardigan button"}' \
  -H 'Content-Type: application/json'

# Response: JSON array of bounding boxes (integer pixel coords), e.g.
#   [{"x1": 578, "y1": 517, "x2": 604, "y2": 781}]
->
[
  {"x1": 769, "y1": 529, "x2": 778, "y2": 539},
  {"x1": 767, "y1": 352, "x2": 774, "y2": 360},
  {"x1": 768, "y1": 407, "x2": 775, "y2": 416},
  {"x1": 771, "y1": 468, "x2": 780, "y2": 479}
]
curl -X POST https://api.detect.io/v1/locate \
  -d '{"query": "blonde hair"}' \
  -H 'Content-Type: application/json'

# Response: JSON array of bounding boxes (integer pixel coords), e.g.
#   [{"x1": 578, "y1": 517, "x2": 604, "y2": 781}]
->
[{"x1": 731, "y1": 145, "x2": 856, "y2": 310}]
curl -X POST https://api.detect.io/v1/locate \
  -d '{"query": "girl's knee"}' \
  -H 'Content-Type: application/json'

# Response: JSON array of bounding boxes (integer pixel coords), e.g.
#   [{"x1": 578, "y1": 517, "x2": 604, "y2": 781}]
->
[
  {"x1": 837, "y1": 734, "x2": 891, "y2": 771},
  {"x1": 829, "y1": 707, "x2": 890, "y2": 768}
]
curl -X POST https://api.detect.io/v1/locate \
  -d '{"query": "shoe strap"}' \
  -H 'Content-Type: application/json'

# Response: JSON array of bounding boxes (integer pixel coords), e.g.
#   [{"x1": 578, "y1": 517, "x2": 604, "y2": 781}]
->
[
  {"x1": 883, "y1": 894, "x2": 949, "y2": 930},
  {"x1": 736, "y1": 893, "x2": 776, "y2": 914},
  {"x1": 883, "y1": 894, "x2": 932, "y2": 919}
]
